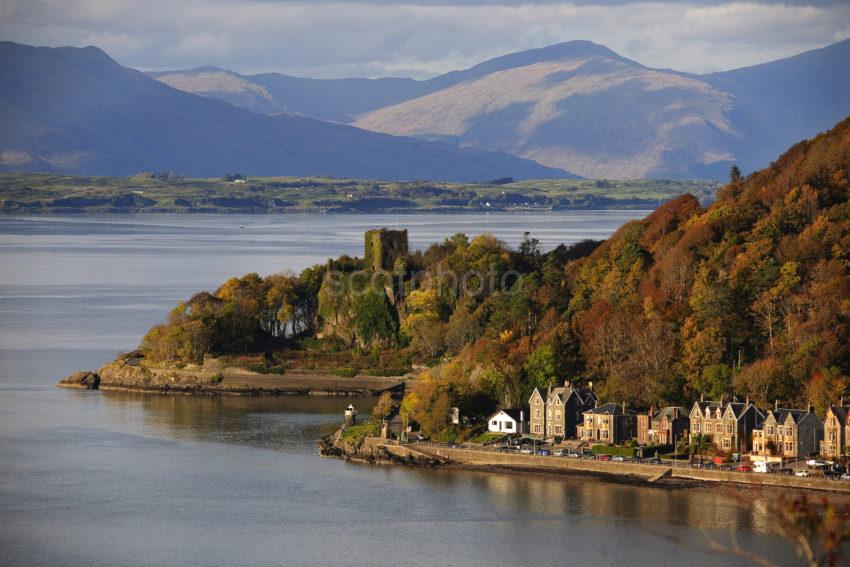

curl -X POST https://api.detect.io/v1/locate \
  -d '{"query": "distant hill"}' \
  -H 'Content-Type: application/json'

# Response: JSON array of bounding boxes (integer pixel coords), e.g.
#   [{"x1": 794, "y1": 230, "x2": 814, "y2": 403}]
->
[
  {"x1": 0, "y1": 42, "x2": 574, "y2": 181},
  {"x1": 356, "y1": 40, "x2": 850, "y2": 179},
  {"x1": 152, "y1": 40, "x2": 850, "y2": 180}
]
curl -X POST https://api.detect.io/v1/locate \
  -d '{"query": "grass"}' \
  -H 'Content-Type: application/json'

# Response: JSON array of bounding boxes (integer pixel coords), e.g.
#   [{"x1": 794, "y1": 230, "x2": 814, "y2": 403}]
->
[
  {"x1": 0, "y1": 173, "x2": 719, "y2": 214},
  {"x1": 341, "y1": 423, "x2": 378, "y2": 441},
  {"x1": 468, "y1": 432, "x2": 506, "y2": 444}
]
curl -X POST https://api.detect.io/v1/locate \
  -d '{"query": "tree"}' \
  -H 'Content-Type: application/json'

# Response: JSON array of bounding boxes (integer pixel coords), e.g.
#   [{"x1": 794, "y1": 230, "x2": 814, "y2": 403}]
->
[
  {"x1": 352, "y1": 289, "x2": 397, "y2": 346},
  {"x1": 729, "y1": 165, "x2": 743, "y2": 183},
  {"x1": 371, "y1": 391, "x2": 395, "y2": 424}
]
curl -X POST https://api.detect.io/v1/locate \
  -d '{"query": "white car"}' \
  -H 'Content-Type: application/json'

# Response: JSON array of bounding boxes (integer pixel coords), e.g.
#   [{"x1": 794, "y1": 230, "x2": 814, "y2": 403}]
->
[
  {"x1": 795, "y1": 470, "x2": 810, "y2": 477},
  {"x1": 612, "y1": 456, "x2": 625, "y2": 462}
]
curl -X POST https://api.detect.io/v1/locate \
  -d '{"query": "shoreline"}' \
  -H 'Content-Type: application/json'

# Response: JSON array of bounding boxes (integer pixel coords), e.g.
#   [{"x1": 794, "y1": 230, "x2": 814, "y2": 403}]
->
[
  {"x1": 57, "y1": 358, "x2": 406, "y2": 397},
  {"x1": 321, "y1": 433, "x2": 850, "y2": 496}
]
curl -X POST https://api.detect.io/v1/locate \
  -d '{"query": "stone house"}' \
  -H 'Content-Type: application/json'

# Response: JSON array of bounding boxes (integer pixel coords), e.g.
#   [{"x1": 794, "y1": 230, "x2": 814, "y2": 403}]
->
[
  {"x1": 636, "y1": 406, "x2": 689, "y2": 446},
  {"x1": 689, "y1": 398, "x2": 764, "y2": 454},
  {"x1": 820, "y1": 404, "x2": 850, "y2": 459},
  {"x1": 752, "y1": 403, "x2": 822, "y2": 459},
  {"x1": 577, "y1": 403, "x2": 637, "y2": 445},
  {"x1": 528, "y1": 382, "x2": 596, "y2": 441}
]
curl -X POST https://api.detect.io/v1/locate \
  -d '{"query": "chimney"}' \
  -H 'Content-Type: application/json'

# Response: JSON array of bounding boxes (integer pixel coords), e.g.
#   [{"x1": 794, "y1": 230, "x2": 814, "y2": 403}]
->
[
  {"x1": 595, "y1": 399, "x2": 599, "y2": 409},
  {"x1": 745, "y1": 396, "x2": 749, "y2": 406},
  {"x1": 774, "y1": 399, "x2": 778, "y2": 412},
  {"x1": 587, "y1": 381, "x2": 594, "y2": 392},
  {"x1": 720, "y1": 394, "x2": 724, "y2": 405},
  {"x1": 806, "y1": 403, "x2": 813, "y2": 414},
  {"x1": 622, "y1": 401, "x2": 626, "y2": 412},
  {"x1": 673, "y1": 407, "x2": 679, "y2": 419},
  {"x1": 700, "y1": 392, "x2": 704, "y2": 403}
]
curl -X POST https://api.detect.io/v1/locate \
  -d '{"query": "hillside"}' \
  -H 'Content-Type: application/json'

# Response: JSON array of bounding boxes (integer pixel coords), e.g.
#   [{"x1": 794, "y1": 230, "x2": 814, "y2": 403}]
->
[
  {"x1": 102, "y1": 116, "x2": 848, "y2": 438},
  {"x1": 0, "y1": 42, "x2": 572, "y2": 181},
  {"x1": 356, "y1": 40, "x2": 850, "y2": 180}
]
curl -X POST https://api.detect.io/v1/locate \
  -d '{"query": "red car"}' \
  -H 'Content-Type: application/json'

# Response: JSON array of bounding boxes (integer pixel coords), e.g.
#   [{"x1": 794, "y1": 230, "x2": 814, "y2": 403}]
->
[
  {"x1": 596, "y1": 454, "x2": 612, "y2": 461},
  {"x1": 734, "y1": 465, "x2": 752, "y2": 473}
]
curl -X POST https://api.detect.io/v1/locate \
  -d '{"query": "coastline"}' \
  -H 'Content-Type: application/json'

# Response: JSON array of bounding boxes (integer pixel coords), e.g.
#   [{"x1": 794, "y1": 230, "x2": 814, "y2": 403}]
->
[
  {"x1": 320, "y1": 433, "x2": 850, "y2": 496},
  {"x1": 58, "y1": 357, "x2": 406, "y2": 397}
]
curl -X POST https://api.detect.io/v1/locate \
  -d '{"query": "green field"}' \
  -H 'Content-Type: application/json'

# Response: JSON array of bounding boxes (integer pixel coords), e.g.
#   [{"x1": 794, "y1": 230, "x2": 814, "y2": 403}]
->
[{"x1": 0, "y1": 173, "x2": 718, "y2": 214}]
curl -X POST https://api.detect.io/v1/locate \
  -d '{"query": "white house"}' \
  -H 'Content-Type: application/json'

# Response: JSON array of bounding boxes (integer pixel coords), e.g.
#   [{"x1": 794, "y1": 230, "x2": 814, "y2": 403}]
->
[{"x1": 487, "y1": 409, "x2": 527, "y2": 435}]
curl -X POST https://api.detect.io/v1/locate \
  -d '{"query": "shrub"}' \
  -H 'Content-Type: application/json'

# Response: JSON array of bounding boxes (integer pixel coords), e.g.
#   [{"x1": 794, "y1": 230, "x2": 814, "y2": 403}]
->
[
  {"x1": 209, "y1": 373, "x2": 224, "y2": 384},
  {"x1": 341, "y1": 422, "x2": 378, "y2": 441},
  {"x1": 332, "y1": 367, "x2": 358, "y2": 378}
]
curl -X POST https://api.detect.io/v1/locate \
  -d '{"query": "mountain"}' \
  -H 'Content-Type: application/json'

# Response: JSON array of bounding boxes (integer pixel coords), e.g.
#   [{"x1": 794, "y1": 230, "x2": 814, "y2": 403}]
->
[
  {"x1": 356, "y1": 40, "x2": 743, "y2": 179},
  {"x1": 0, "y1": 42, "x2": 574, "y2": 181},
  {"x1": 152, "y1": 39, "x2": 849, "y2": 180},
  {"x1": 149, "y1": 67, "x2": 429, "y2": 123}
]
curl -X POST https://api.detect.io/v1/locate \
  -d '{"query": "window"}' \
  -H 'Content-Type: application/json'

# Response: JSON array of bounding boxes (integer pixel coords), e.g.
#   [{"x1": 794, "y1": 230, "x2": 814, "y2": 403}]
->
[
  {"x1": 716, "y1": 423, "x2": 723, "y2": 434},
  {"x1": 556, "y1": 411, "x2": 561, "y2": 419},
  {"x1": 767, "y1": 426, "x2": 774, "y2": 435},
  {"x1": 726, "y1": 424, "x2": 733, "y2": 434},
  {"x1": 491, "y1": 420, "x2": 498, "y2": 426},
  {"x1": 786, "y1": 427, "x2": 793, "y2": 436},
  {"x1": 505, "y1": 423, "x2": 513, "y2": 431},
  {"x1": 534, "y1": 424, "x2": 542, "y2": 434},
  {"x1": 535, "y1": 410, "x2": 540, "y2": 419},
  {"x1": 554, "y1": 426, "x2": 562, "y2": 435},
  {"x1": 602, "y1": 430, "x2": 609, "y2": 439},
  {"x1": 693, "y1": 422, "x2": 700, "y2": 433},
  {"x1": 723, "y1": 439, "x2": 731, "y2": 449},
  {"x1": 547, "y1": 410, "x2": 551, "y2": 418}
]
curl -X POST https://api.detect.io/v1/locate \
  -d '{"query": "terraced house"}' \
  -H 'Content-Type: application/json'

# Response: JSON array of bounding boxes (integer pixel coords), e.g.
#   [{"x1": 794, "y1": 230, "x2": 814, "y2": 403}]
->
[
  {"x1": 636, "y1": 406, "x2": 689, "y2": 447},
  {"x1": 577, "y1": 403, "x2": 636, "y2": 445},
  {"x1": 528, "y1": 382, "x2": 596, "y2": 441},
  {"x1": 821, "y1": 405, "x2": 850, "y2": 459},
  {"x1": 689, "y1": 398, "x2": 764, "y2": 454},
  {"x1": 752, "y1": 404, "x2": 822, "y2": 459}
]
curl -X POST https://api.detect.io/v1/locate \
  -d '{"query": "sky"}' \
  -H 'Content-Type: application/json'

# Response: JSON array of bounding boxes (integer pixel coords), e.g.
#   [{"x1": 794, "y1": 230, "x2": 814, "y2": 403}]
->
[{"x1": 1, "y1": 0, "x2": 848, "y2": 78}]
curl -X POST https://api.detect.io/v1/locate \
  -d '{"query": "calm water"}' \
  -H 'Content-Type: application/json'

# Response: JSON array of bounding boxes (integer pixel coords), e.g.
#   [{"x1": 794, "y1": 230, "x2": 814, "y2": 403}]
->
[{"x1": 0, "y1": 213, "x2": 794, "y2": 566}]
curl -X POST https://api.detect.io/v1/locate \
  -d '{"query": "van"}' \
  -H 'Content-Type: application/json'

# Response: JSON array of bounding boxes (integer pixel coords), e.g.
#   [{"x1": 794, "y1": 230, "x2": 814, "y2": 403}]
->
[{"x1": 753, "y1": 461, "x2": 778, "y2": 474}]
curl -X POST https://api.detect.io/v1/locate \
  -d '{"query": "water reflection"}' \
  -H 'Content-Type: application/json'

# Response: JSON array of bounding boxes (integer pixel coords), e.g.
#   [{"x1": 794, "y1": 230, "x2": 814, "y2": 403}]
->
[{"x1": 95, "y1": 391, "x2": 376, "y2": 451}]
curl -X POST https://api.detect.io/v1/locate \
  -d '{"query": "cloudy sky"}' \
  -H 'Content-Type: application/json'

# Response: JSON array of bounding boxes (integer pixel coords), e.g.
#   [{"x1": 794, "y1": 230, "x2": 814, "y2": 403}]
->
[{"x1": 1, "y1": 0, "x2": 848, "y2": 78}]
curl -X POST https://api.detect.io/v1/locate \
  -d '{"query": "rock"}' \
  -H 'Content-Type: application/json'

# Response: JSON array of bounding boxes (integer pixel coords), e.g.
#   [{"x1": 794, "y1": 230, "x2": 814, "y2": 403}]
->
[{"x1": 58, "y1": 370, "x2": 101, "y2": 389}]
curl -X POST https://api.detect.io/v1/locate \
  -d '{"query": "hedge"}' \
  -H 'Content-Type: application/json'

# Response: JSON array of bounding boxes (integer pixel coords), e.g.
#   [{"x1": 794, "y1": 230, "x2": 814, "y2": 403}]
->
[{"x1": 591, "y1": 444, "x2": 638, "y2": 457}]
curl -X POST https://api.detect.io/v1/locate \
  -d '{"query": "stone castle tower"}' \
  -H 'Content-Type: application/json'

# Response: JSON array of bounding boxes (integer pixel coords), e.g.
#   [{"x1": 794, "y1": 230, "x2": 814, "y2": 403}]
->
[{"x1": 364, "y1": 228, "x2": 408, "y2": 271}]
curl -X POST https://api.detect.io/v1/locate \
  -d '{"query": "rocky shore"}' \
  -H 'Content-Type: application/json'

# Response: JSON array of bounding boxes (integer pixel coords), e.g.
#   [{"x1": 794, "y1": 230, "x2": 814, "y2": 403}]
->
[
  {"x1": 58, "y1": 356, "x2": 406, "y2": 396},
  {"x1": 319, "y1": 431, "x2": 445, "y2": 467}
]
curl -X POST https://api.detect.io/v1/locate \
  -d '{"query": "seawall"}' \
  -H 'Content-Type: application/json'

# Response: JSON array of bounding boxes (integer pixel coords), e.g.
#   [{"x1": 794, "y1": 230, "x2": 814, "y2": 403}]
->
[{"x1": 334, "y1": 438, "x2": 850, "y2": 495}]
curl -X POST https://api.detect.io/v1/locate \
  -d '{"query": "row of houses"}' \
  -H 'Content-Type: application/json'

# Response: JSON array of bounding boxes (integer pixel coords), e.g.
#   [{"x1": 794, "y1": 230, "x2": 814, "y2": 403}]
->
[{"x1": 486, "y1": 381, "x2": 850, "y2": 459}]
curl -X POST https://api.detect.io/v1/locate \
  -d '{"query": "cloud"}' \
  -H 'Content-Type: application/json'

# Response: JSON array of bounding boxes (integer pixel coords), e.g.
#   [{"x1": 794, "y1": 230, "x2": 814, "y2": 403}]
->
[{"x1": 1, "y1": 0, "x2": 848, "y2": 77}]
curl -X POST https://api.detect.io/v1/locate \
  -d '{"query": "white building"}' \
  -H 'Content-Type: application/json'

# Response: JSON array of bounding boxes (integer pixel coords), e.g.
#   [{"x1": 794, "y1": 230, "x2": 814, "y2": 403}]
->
[{"x1": 487, "y1": 409, "x2": 527, "y2": 435}]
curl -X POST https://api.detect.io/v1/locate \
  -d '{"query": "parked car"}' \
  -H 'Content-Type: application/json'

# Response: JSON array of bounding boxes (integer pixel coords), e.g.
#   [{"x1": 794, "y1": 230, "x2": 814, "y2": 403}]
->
[
  {"x1": 646, "y1": 457, "x2": 662, "y2": 465},
  {"x1": 612, "y1": 455, "x2": 625, "y2": 462},
  {"x1": 553, "y1": 449, "x2": 565, "y2": 457},
  {"x1": 734, "y1": 465, "x2": 752, "y2": 473},
  {"x1": 566, "y1": 451, "x2": 581, "y2": 458},
  {"x1": 795, "y1": 470, "x2": 810, "y2": 477},
  {"x1": 779, "y1": 468, "x2": 794, "y2": 476},
  {"x1": 840, "y1": 473, "x2": 850, "y2": 481},
  {"x1": 538, "y1": 449, "x2": 551, "y2": 456},
  {"x1": 597, "y1": 454, "x2": 612, "y2": 461},
  {"x1": 520, "y1": 447, "x2": 534, "y2": 454}
]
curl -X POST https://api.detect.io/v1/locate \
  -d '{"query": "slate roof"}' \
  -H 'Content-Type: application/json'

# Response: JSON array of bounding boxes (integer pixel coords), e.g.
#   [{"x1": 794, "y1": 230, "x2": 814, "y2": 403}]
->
[{"x1": 584, "y1": 403, "x2": 635, "y2": 416}]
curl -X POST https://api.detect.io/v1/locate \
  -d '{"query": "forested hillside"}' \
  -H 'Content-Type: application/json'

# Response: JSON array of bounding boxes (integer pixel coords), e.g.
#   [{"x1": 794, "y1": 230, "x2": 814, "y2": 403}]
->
[{"x1": 138, "y1": 118, "x2": 850, "y2": 436}]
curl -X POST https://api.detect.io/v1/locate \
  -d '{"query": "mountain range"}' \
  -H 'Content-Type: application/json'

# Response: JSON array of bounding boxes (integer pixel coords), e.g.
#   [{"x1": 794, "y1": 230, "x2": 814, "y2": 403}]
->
[
  {"x1": 1, "y1": 39, "x2": 847, "y2": 181},
  {"x1": 0, "y1": 42, "x2": 570, "y2": 181},
  {"x1": 153, "y1": 39, "x2": 850, "y2": 180}
]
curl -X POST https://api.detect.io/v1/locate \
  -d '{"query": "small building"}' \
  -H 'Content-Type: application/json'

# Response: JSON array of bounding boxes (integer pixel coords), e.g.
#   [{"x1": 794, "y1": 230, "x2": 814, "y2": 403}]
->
[
  {"x1": 487, "y1": 409, "x2": 527, "y2": 435},
  {"x1": 689, "y1": 397, "x2": 764, "y2": 454},
  {"x1": 752, "y1": 403, "x2": 822, "y2": 459},
  {"x1": 637, "y1": 406, "x2": 689, "y2": 446},
  {"x1": 528, "y1": 382, "x2": 596, "y2": 441},
  {"x1": 821, "y1": 404, "x2": 850, "y2": 459},
  {"x1": 577, "y1": 403, "x2": 636, "y2": 445}
]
